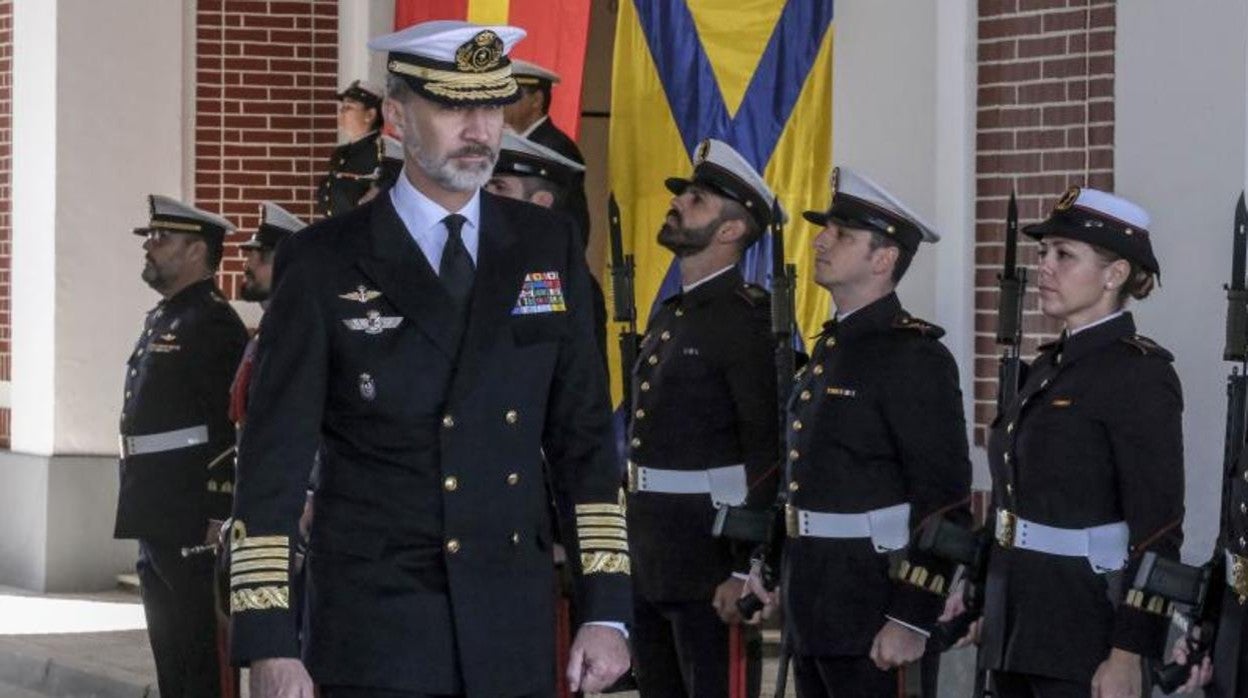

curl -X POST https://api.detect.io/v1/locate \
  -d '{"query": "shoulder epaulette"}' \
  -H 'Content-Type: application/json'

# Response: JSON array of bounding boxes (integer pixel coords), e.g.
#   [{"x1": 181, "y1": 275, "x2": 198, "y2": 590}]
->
[
  {"x1": 1120, "y1": 334, "x2": 1174, "y2": 361},
  {"x1": 735, "y1": 283, "x2": 770, "y2": 307},
  {"x1": 893, "y1": 314, "x2": 945, "y2": 339}
]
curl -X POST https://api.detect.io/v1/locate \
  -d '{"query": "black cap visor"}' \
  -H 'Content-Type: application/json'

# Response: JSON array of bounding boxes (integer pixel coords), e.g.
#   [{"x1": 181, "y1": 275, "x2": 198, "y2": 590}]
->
[{"x1": 1023, "y1": 209, "x2": 1159, "y2": 274}]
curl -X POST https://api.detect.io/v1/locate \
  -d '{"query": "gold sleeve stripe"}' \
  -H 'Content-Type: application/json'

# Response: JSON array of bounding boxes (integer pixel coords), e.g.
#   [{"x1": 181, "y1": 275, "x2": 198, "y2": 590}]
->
[
  {"x1": 232, "y1": 535, "x2": 289, "y2": 551},
  {"x1": 577, "y1": 528, "x2": 628, "y2": 540},
  {"x1": 576, "y1": 515, "x2": 626, "y2": 529},
  {"x1": 576, "y1": 503, "x2": 625, "y2": 516},
  {"x1": 231, "y1": 559, "x2": 290, "y2": 574},
  {"x1": 579, "y1": 539, "x2": 630, "y2": 552},
  {"x1": 231, "y1": 572, "x2": 289, "y2": 588},
  {"x1": 231, "y1": 548, "x2": 290, "y2": 563},
  {"x1": 581, "y1": 551, "x2": 631, "y2": 575},
  {"x1": 230, "y1": 586, "x2": 289, "y2": 612}
]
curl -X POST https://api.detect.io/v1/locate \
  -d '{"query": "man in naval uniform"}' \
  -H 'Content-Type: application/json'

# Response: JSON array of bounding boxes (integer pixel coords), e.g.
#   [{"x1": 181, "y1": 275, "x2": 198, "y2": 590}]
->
[
  {"x1": 115, "y1": 195, "x2": 249, "y2": 698},
  {"x1": 747, "y1": 167, "x2": 972, "y2": 696},
  {"x1": 503, "y1": 59, "x2": 590, "y2": 245},
  {"x1": 229, "y1": 201, "x2": 305, "y2": 425},
  {"x1": 229, "y1": 20, "x2": 632, "y2": 698},
  {"x1": 626, "y1": 138, "x2": 780, "y2": 697}
]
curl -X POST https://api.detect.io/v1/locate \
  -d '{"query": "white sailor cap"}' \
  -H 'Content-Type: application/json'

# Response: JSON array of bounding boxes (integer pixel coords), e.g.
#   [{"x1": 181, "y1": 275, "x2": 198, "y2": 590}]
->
[
  {"x1": 510, "y1": 58, "x2": 561, "y2": 87},
  {"x1": 241, "y1": 202, "x2": 306, "y2": 250},
  {"x1": 1024, "y1": 186, "x2": 1158, "y2": 274},
  {"x1": 133, "y1": 195, "x2": 234, "y2": 242},
  {"x1": 369, "y1": 20, "x2": 526, "y2": 106},
  {"x1": 336, "y1": 79, "x2": 384, "y2": 108},
  {"x1": 803, "y1": 166, "x2": 940, "y2": 252},
  {"x1": 495, "y1": 132, "x2": 585, "y2": 187},
  {"x1": 664, "y1": 138, "x2": 786, "y2": 229}
]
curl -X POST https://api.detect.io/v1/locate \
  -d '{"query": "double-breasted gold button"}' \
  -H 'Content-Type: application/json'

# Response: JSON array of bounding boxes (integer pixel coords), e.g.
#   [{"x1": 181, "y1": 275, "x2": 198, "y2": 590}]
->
[
  {"x1": 812, "y1": 365, "x2": 824, "y2": 375},
  {"x1": 445, "y1": 539, "x2": 461, "y2": 554},
  {"x1": 506, "y1": 472, "x2": 519, "y2": 485},
  {"x1": 442, "y1": 415, "x2": 455, "y2": 429},
  {"x1": 511, "y1": 532, "x2": 520, "y2": 545},
  {"x1": 661, "y1": 331, "x2": 671, "y2": 341},
  {"x1": 641, "y1": 381, "x2": 651, "y2": 392},
  {"x1": 648, "y1": 355, "x2": 658, "y2": 366},
  {"x1": 788, "y1": 481, "x2": 799, "y2": 492},
  {"x1": 792, "y1": 420, "x2": 803, "y2": 431},
  {"x1": 789, "y1": 449, "x2": 800, "y2": 461},
  {"x1": 630, "y1": 437, "x2": 641, "y2": 448},
  {"x1": 635, "y1": 409, "x2": 646, "y2": 420},
  {"x1": 443, "y1": 476, "x2": 458, "y2": 492},
  {"x1": 505, "y1": 410, "x2": 519, "y2": 424}
]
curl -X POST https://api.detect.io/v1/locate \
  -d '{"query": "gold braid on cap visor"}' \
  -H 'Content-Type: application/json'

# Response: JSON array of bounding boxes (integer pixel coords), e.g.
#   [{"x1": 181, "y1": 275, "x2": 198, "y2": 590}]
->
[{"x1": 387, "y1": 60, "x2": 518, "y2": 101}]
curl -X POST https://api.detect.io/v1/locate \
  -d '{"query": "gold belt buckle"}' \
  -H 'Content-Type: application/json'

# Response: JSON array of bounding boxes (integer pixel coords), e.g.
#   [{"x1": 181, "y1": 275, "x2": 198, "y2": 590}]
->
[
  {"x1": 785, "y1": 503, "x2": 799, "y2": 538},
  {"x1": 996, "y1": 509, "x2": 1017, "y2": 549},
  {"x1": 1231, "y1": 553, "x2": 1248, "y2": 601},
  {"x1": 626, "y1": 460, "x2": 639, "y2": 494}
]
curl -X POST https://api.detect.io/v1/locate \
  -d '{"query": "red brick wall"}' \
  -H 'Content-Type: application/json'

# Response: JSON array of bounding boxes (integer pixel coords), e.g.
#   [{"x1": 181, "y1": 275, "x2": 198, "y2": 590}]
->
[
  {"x1": 195, "y1": 0, "x2": 339, "y2": 299},
  {"x1": 0, "y1": 0, "x2": 12, "y2": 448},
  {"x1": 973, "y1": 0, "x2": 1115, "y2": 444}
]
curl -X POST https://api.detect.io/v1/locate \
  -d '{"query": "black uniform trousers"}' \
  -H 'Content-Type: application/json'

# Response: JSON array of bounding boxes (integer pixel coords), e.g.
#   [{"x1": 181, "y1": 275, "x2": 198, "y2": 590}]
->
[
  {"x1": 1211, "y1": 599, "x2": 1248, "y2": 698},
  {"x1": 136, "y1": 540, "x2": 220, "y2": 698},
  {"x1": 791, "y1": 655, "x2": 895, "y2": 698},
  {"x1": 322, "y1": 688, "x2": 545, "y2": 698},
  {"x1": 990, "y1": 670, "x2": 1104, "y2": 698},
  {"x1": 632, "y1": 594, "x2": 761, "y2": 698}
]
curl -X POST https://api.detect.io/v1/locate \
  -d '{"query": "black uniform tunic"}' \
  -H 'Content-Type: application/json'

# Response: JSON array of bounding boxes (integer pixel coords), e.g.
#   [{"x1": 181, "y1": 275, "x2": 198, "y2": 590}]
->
[
  {"x1": 626, "y1": 266, "x2": 779, "y2": 602},
  {"x1": 228, "y1": 193, "x2": 631, "y2": 697},
  {"x1": 781, "y1": 292, "x2": 972, "y2": 656},
  {"x1": 316, "y1": 131, "x2": 383, "y2": 218},
  {"x1": 980, "y1": 312, "x2": 1185, "y2": 685},
  {"x1": 115, "y1": 277, "x2": 248, "y2": 543},
  {"x1": 1211, "y1": 424, "x2": 1248, "y2": 697}
]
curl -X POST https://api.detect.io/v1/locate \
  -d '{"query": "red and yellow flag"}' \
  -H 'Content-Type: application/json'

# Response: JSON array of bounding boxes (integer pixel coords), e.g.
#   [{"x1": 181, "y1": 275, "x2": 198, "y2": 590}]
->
[{"x1": 393, "y1": 0, "x2": 591, "y2": 139}]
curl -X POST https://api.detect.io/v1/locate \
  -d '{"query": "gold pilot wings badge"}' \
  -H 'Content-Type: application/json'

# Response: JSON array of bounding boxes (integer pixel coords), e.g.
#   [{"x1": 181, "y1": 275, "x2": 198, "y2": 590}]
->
[
  {"x1": 512, "y1": 271, "x2": 567, "y2": 315},
  {"x1": 343, "y1": 309, "x2": 403, "y2": 335},
  {"x1": 339, "y1": 285, "x2": 383, "y2": 304}
]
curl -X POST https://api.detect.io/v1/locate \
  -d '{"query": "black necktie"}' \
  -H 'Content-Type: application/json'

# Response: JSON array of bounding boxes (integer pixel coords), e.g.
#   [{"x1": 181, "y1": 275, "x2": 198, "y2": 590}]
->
[{"x1": 439, "y1": 214, "x2": 474, "y2": 306}]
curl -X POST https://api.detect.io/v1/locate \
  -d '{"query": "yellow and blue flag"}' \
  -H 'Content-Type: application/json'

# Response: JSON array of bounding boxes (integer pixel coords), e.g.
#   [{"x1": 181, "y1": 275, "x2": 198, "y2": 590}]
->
[{"x1": 608, "y1": 0, "x2": 835, "y2": 400}]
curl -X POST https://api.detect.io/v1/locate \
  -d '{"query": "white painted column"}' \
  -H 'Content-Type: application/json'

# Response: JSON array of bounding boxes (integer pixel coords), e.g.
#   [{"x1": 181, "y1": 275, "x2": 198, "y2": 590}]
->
[
  {"x1": 0, "y1": 0, "x2": 186, "y2": 590},
  {"x1": 11, "y1": 0, "x2": 58, "y2": 457},
  {"x1": 932, "y1": 0, "x2": 983, "y2": 485}
]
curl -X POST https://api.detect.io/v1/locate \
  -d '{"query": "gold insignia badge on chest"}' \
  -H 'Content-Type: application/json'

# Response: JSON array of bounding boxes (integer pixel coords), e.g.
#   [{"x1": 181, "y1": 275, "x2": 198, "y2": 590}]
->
[
  {"x1": 343, "y1": 310, "x2": 403, "y2": 335},
  {"x1": 1051, "y1": 398, "x2": 1073, "y2": 407},
  {"x1": 339, "y1": 285, "x2": 383, "y2": 304}
]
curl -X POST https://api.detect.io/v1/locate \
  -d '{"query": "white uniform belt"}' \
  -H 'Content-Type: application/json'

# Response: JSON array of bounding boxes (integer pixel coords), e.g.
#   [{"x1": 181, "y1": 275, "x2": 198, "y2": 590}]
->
[
  {"x1": 119, "y1": 425, "x2": 209, "y2": 458},
  {"x1": 786, "y1": 502, "x2": 911, "y2": 552},
  {"x1": 1226, "y1": 549, "x2": 1248, "y2": 597},
  {"x1": 627, "y1": 461, "x2": 747, "y2": 507},
  {"x1": 995, "y1": 509, "x2": 1128, "y2": 573}
]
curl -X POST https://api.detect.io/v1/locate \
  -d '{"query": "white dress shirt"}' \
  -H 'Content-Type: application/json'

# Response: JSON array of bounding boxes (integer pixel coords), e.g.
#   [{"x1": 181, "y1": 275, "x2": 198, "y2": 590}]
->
[{"x1": 388, "y1": 168, "x2": 481, "y2": 272}]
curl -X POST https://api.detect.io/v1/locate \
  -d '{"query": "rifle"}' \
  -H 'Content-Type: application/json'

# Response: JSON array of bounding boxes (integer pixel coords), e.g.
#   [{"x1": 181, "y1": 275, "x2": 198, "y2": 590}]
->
[
  {"x1": 1141, "y1": 192, "x2": 1248, "y2": 693},
  {"x1": 996, "y1": 191, "x2": 1026, "y2": 412},
  {"x1": 731, "y1": 199, "x2": 796, "y2": 698},
  {"x1": 608, "y1": 193, "x2": 639, "y2": 422},
  {"x1": 916, "y1": 193, "x2": 1023, "y2": 697}
]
